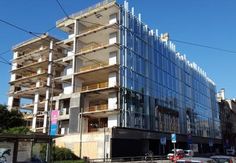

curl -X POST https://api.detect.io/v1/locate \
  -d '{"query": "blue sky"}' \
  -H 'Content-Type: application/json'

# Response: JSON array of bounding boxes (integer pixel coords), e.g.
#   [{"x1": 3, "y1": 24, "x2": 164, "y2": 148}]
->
[{"x1": 0, "y1": 0, "x2": 236, "y2": 104}]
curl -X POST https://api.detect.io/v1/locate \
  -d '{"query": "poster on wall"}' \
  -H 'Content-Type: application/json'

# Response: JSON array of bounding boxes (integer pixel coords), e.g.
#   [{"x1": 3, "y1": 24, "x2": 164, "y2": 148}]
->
[
  {"x1": 17, "y1": 142, "x2": 32, "y2": 162},
  {"x1": 0, "y1": 142, "x2": 14, "y2": 163}
]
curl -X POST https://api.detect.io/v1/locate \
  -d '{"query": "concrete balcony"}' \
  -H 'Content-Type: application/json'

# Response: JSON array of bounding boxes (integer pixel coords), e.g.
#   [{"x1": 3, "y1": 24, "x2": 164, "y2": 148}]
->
[
  {"x1": 81, "y1": 81, "x2": 108, "y2": 92},
  {"x1": 54, "y1": 73, "x2": 73, "y2": 82},
  {"x1": 77, "y1": 23, "x2": 118, "y2": 38},
  {"x1": 82, "y1": 104, "x2": 119, "y2": 118},
  {"x1": 23, "y1": 111, "x2": 45, "y2": 119},
  {"x1": 10, "y1": 72, "x2": 48, "y2": 86},
  {"x1": 10, "y1": 86, "x2": 47, "y2": 99},
  {"x1": 13, "y1": 48, "x2": 48, "y2": 64},
  {"x1": 78, "y1": 42, "x2": 104, "y2": 54},
  {"x1": 21, "y1": 101, "x2": 46, "y2": 110},
  {"x1": 11, "y1": 60, "x2": 48, "y2": 75},
  {"x1": 79, "y1": 63, "x2": 108, "y2": 72},
  {"x1": 88, "y1": 104, "x2": 108, "y2": 112}
]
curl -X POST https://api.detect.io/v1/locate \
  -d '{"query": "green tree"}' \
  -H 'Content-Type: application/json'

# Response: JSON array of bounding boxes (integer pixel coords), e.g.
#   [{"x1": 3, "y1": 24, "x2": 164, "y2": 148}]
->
[{"x1": 0, "y1": 104, "x2": 26, "y2": 133}]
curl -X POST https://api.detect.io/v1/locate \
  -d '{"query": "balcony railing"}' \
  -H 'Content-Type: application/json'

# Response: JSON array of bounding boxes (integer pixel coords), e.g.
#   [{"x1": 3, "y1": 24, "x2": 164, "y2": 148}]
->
[
  {"x1": 88, "y1": 104, "x2": 108, "y2": 112},
  {"x1": 79, "y1": 63, "x2": 108, "y2": 72},
  {"x1": 82, "y1": 82, "x2": 108, "y2": 92}
]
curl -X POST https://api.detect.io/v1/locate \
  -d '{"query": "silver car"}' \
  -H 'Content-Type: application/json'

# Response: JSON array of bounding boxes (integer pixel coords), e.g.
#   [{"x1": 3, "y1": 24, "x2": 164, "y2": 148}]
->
[
  {"x1": 177, "y1": 157, "x2": 216, "y2": 163},
  {"x1": 210, "y1": 155, "x2": 235, "y2": 163}
]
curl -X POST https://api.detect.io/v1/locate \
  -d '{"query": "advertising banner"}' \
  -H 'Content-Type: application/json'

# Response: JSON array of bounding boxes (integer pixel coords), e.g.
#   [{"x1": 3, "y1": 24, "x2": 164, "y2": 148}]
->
[{"x1": 50, "y1": 110, "x2": 59, "y2": 136}]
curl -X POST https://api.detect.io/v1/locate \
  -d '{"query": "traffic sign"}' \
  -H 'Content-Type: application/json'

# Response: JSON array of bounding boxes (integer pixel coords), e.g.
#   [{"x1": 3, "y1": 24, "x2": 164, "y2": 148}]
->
[
  {"x1": 160, "y1": 137, "x2": 166, "y2": 145},
  {"x1": 171, "y1": 133, "x2": 176, "y2": 143}
]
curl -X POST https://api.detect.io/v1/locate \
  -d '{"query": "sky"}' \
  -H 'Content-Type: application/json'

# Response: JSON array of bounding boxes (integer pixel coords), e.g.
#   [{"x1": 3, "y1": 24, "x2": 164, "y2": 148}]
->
[{"x1": 0, "y1": 0, "x2": 236, "y2": 104}]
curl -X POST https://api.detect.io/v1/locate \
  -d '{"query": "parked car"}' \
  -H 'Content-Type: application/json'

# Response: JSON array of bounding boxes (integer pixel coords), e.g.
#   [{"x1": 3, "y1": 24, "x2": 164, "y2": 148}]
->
[
  {"x1": 226, "y1": 149, "x2": 235, "y2": 156},
  {"x1": 184, "y1": 150, "x2": 194, "y2": 157},
  {"x1": 210, "y1": 155, "x2": 235, "y2": 163},
  {"x1": 177, "y1": 157, "x2": 216, "y2": 163},
  {"x1": 167, "y1": 149, "x2": 185, "y2": 161}
]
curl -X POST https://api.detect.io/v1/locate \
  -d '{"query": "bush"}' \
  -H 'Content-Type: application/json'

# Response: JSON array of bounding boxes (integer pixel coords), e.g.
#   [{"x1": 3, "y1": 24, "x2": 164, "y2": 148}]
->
[
  {"x1": 36, "y1": 144, "x2": 79, "y2": 161},
  {"x1": 53, "y1": 146, "x2": 79, "y2": 161},
  {"x1": 3, "y1": 126, "x2": 31, "y2": 134}
]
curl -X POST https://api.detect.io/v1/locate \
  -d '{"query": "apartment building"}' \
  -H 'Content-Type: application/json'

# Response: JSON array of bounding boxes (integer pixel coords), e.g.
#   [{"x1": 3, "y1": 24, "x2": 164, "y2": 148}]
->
[
  {"x1": 8, "y1": 35, "x2": 64, "y2": 133},
  {"x1": 217, "y1": 89, "x2": 236, "y2": 150},
  {"x1": 8, "y1": 0, "x2": 222, "y2": 159}
]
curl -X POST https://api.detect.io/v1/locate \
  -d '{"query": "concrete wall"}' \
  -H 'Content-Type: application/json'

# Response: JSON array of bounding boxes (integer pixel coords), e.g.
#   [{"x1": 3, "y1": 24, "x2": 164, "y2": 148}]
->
[
  {"x1": 109, "y1": 32, "x2": 117, "y2": 44},
  {"x1": 55, "y1": 128, "x2": 112, "y2": 159},
  {"x1": 109, "y1": 13, "x2": 117, "y2": 24},
  {"x1": 108, "y1": 72, "x2": 117, "y2": 87},
  {"x1": 109, "y1": 51, "x2": 117, "y2": 65}
]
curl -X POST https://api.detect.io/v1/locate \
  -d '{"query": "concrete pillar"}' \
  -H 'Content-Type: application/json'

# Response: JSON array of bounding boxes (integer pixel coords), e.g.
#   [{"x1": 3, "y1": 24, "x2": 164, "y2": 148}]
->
[
  {"x1": 43, "y1": 40, "x2": 54, "y2": 133},
  {"x1": 7, "y1": 96, "x2": 14, "y2": 111},
  {"x1": 108, "y1": 92, "x2": 117, "y2": 110},
  {"x1": 108, "y1": 115, "x2": 118, "y2": 128},
  {"x1": 8, "y1": 51, "x2": 19, "y2": 111},
  {"x1": 109, "y1": 32, "x2": 117, "y2": 44},
  {"x1": 109, "y1": 51, "x2": 117, "y2": 65},
  {"x1": 71, "y1": 20, "x2": 78, "y2": 93},
  {"x1": 32, "y1": 61, "x2": 42, "y2": 131},
  {"x1": 109, "y1": 13, "x2": 117, "y2": 24},
  {"x1": 32, "y1": 92, "x2": 39, "y2": 131},
  {"x1": 108, "y1": 72, "x2": 117, "y2": 87}
]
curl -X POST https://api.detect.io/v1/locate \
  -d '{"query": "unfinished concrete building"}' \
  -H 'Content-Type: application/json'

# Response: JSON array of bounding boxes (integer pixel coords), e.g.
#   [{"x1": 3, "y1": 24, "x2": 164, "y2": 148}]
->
[
  {"x1": 54, "y1": 0, "x2": 221, "y2": 159},
  {"x1": 8, "y1": 0, "x2": 221, "y2": 160},
  {"x1": 8, "y1": 35, "x2": 64, "y2": 133}
]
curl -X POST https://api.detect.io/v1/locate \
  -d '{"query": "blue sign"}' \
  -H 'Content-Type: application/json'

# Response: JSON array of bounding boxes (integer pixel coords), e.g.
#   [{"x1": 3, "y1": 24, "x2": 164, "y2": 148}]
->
[
  {"x1": 160, "y1": 137, "x2": 166, "y2": 145},
  {"x1": 171, "y1": 133, "x2": 176, "y2": 143},
  {"x1": 50, "y1": 124, "x2": 58, "y2": 136}
]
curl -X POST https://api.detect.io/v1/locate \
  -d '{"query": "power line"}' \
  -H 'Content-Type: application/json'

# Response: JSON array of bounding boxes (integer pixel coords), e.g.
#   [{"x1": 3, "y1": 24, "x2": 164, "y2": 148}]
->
[
  {"x1": 0, "y1": 60, "x2": 11, "y2": 65},
  {"x1": 0, "y1": 56, "x2": 11, "y2": 65},
  {"x1": 170, "y1": 39, "x2": 236, "y2": 54},
  {"x1": 45, "y1": 25, "x2": 57, "y2": 33},
  {"x1": 0, "y1": 49, "x2": 11, "y2": 56},
  {"x1": 55, "y1": 0, "x2": 71, "y2": 19},
  {"x1": 2, "y1": 10, "x2": 236, "y2": 58},
  {"x1": 0, "y1": 18, "x2": 35, "y2": 36}
]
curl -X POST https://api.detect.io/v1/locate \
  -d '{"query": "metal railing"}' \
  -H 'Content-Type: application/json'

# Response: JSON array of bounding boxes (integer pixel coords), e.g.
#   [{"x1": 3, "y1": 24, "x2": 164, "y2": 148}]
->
[{"x1": 56, "y1": 0, "x2": 115, "y2": 25}]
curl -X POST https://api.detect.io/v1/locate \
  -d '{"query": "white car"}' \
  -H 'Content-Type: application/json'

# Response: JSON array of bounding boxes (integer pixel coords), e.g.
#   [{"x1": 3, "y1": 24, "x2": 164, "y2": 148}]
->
[{"x1": 226, "y1": 149, "x2": 235, "y2": 156}]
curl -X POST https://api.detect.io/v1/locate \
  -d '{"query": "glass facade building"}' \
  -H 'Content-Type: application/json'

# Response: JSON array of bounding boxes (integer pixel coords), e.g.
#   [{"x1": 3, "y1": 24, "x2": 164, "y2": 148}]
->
[{"x1": 119, "y1": 3, "x2": 221, "y2": 139}]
